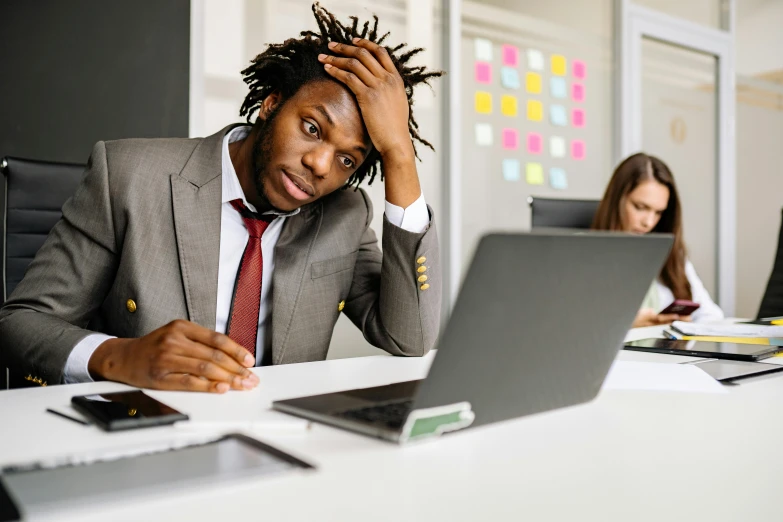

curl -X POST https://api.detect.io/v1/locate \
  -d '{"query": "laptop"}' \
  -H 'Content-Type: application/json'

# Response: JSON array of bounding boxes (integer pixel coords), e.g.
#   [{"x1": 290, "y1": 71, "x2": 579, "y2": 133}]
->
[{"x1": 273, "y1": 231, "x2": 674, "y2": 443}]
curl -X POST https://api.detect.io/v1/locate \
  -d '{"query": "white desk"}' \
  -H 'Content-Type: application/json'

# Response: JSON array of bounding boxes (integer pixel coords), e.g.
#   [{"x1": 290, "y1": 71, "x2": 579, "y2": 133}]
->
[{"x1": 2, "y1": 329, "x2": 783, "y2": 522}]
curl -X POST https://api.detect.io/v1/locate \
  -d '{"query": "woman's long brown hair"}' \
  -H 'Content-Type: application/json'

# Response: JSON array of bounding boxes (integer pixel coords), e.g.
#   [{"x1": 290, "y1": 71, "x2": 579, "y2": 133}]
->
[{"x1": 592, "y1": 152, "x2": 691, "y2": 300}]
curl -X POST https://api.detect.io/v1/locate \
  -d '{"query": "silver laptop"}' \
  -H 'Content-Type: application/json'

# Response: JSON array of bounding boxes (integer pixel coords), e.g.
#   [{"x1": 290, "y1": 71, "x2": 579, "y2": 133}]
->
[{"x1": 273, "y1": 231, "x2": 673, "y2": 443}]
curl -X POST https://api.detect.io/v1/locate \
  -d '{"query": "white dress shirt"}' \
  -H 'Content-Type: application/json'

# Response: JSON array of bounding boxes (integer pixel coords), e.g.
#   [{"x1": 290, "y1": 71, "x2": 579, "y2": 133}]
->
[{"x1": 63, "y1": 126, "x2": 430, "y2": 382}]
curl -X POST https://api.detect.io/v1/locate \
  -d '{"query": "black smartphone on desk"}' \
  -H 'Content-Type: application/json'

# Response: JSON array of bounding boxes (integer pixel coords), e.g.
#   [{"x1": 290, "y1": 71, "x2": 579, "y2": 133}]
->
[{"x1": 71, "y1": 390, "x2": 188, "y2": 431}]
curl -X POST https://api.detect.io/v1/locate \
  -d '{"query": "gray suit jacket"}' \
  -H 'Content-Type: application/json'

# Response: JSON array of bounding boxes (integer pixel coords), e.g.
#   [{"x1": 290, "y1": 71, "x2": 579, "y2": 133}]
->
[{"x1": 0, "y1": 125, "x2": 441, "y2": 385}]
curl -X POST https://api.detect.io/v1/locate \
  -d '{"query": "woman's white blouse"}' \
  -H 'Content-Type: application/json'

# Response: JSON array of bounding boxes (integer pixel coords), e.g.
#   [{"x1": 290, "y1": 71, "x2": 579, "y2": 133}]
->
[{"x1": 655, "y1": 260, "x2": 724, "y2": 323}]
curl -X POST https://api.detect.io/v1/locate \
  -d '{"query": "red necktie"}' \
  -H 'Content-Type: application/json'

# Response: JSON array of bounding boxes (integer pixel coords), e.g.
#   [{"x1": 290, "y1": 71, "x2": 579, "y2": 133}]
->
[{"x1": 227, "y1": 199, "x2": 273, "y2": 358}]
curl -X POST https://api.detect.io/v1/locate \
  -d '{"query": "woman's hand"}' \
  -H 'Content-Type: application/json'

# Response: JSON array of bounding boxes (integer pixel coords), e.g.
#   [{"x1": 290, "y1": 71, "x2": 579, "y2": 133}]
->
[{"x1": 632, "y1": 308, "x2": 682, "y2": 328}]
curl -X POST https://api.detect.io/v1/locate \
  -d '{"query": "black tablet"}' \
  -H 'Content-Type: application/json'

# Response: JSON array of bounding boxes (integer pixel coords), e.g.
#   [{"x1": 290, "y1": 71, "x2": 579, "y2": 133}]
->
[
  {"x1": 624, "y1": 338, "x2": 780, "y2": 361},
  {"x1": 689, "y1": 359, "x2": 783, "y2": 382}
]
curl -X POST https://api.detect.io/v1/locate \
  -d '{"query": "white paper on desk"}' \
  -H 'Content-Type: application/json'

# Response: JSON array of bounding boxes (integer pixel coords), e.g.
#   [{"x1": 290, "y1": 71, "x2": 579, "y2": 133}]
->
[
  {"x1": 602, "y1": 361, "x2": 727, "y2": 394},
  {"x1": 671, "y1": 321, "x2": 783, "y2": 338}
]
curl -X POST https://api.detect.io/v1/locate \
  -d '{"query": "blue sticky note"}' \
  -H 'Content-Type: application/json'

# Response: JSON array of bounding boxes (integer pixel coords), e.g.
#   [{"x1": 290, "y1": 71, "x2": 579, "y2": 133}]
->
[
  {"x1": 502, "y1": 159, "x2": 520, "y2": 181},
  {"x1": 501, "y1": 67, "x2": 520, "y2": 89},
  {"x1": 550, "y1": 167, "x2": 568, "y2": 190},
  {"x1": 550, "y1": 104, "x2": 567, "y2": 126},
  {"x1": 550, "y1": 77, "x2": 567, "y2": 98}
]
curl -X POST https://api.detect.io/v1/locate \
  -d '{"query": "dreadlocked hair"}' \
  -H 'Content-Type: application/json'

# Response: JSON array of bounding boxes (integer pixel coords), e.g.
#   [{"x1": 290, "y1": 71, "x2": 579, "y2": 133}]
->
[{"x1": 239, "y1": 2, "x2": 443, "y2": 188}]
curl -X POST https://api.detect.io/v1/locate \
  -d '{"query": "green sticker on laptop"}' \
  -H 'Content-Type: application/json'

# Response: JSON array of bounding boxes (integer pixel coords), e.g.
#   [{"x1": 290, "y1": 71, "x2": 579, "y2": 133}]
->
[{"x1": 399, "y1": 402, "x2": 475, "y2": 443}]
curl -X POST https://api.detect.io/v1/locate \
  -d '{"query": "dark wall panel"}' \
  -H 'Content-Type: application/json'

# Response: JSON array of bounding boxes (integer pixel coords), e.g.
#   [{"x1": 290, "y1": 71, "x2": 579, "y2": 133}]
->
[{"x1": 0, "y1": 0, "x2": 190, "y2": 164}]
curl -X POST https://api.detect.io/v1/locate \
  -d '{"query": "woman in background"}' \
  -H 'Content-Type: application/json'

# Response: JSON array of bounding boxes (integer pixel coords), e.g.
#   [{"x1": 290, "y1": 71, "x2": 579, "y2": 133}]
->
[{"x1": 592, "y1": 152, "x2": 724, "y2": 327}]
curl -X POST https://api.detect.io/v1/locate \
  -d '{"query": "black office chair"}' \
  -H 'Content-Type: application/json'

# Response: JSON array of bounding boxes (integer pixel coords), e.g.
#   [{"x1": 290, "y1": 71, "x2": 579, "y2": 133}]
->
[
  {"x1": 758, "y1": 208, "x2": 783, "y2": 319},
  {"x1": 1, "y1": 157, "x2": 85, "y2": 389},
  {"x1": 528, "y1": 196, "x2": 600, "y2": 229}
]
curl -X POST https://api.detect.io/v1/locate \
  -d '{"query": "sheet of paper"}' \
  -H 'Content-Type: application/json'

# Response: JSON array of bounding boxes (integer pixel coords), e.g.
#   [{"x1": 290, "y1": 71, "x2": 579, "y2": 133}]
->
[
  {"x1": 551, "y1": 54, "x2": 567, "y2": 76},
  {"x1": 526, "y1": 48, "x2": 544, "y2": 71},
  {"x1": 572, "y1": 83, "x2": 585, "y2": 102},
  {"x1": 549, "y1": 104, "x2": 567, "y2": 126},
  {"x1": 475, "y1": 62, "x2": 492, "y2": 84},
  {"x1": 501, "y1": 67, "x2": 520, "y2": 89},
  {"x1": 525, "y1": 72, "x2": 542, "y2": 94},
  {"x1": 672, "y1": 321, "x2": 783, "y2": 338},
  {"x1": 525, "y1": 162, "x2": 544, "y2": 185},
  {"x1": 550, "y1": 76, "x2": 567, "y2": 99},
  {"x1": 501, "y1": 44, "x2": 518, "y2": 66},
  {"x1": 475, "y1": 91, "x2": 492, "y2": 114},
  {"x1": 501, "y1": 95, "x2": 517, "y2": 116},
  {"x1": 526, "y1": 132, "x2": 542, "y2": 154},
  {"x1": 549, "y1": 136, "x2": 566, "y2": 158},
  {"x1": 572, "y1": 59, "x2": 586, "y2": 79},
  {"x1": 474, "y1": 38, "x2": 493, "y2": 61},
  {"x1": 549, "y1": 167, "x2": 568, "y2": 190},
  {"x1": 501, "y1": 128, "x2": 518, "y2": 150},
  {"x1": 527, "y1": 100, "x2": 543, "y2": 121},
  {"x1": 603, "y1": 361, "x2": 727, "y2": 394},
  {"x1": 571, "y1": 139, "x2": 585, "y2": 160},
  {"x1": 475, "y1": 123, "x2": 493, "y2": 146},
  {"x1": 502, "y1": 159, "x2": 520, "y2": 181},
  {"x1": 572, "y1": 108, "x2": 585, "y2": 128}
]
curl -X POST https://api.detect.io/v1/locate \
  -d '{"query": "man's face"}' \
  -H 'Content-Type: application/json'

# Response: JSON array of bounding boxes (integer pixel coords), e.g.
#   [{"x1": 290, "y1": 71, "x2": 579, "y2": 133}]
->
[{"x1": 251, "y1": 80, "x2": 372, "y2": 212}]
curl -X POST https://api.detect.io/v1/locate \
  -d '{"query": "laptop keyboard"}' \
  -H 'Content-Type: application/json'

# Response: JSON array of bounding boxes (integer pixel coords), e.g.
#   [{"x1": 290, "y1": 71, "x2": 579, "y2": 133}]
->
[{"x1": 338, "y1": 400, "x2": 413, "y2": 429}]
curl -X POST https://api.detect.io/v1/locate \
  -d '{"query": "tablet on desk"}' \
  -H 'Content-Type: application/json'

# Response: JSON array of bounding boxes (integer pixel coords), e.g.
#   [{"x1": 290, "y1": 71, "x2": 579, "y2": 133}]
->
[{"x1": 624, "y1": 338, "x2": 780, "y2": 361}]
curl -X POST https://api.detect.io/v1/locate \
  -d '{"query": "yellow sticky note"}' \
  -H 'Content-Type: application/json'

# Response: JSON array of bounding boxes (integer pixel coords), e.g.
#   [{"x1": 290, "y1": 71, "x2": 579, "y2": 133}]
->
[
  {"x1": 527, "y1": 100, "x2": 543, "y2": 121},
  {"x1": 551, "y1": 54, "x2": 566, "y2": 76},
  {"x1": 526, "y1": 162, "x2": 544, "y2": 185},
  {"x1": 525, "y1": 72, "x2": 541, "y2": 94},
  {"x1": 475, "y1": 91, "x2": 492, "y2": 114},
  {"x1": 501, "y1": 95, "x2": 517, "y2": 116}
]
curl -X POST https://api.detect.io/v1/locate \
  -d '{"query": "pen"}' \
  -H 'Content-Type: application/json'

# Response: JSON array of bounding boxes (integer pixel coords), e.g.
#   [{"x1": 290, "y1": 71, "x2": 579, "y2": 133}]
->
[{"x1": 45, "y1": 408, "x2": 91, "y2": 426}]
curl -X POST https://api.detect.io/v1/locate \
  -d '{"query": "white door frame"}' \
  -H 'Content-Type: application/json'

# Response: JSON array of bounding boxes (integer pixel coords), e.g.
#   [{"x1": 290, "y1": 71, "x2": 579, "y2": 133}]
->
[{"x1": 617, "y1": 0, "x2": 736, "y2": 315}]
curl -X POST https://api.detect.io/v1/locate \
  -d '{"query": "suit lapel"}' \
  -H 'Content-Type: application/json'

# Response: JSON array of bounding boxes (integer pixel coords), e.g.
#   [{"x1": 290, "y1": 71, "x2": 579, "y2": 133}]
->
[
  {"x1": 271, "y1": 202, "x2": 322, "y2": 364},
  {"x1": 170, "y1": 125, "x2": 235, "y2": 330}
]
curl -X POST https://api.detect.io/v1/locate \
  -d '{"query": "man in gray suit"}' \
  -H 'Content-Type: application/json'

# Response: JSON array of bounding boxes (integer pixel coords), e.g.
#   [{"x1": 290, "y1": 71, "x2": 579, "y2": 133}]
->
[{"x1": 0, "y1": 5, "x2": 443, "y2": 392}]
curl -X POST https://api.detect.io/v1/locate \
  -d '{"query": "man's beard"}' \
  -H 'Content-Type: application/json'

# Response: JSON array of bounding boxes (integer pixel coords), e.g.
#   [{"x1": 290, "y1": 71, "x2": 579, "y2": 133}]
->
[{"x1": 249, "y1": 108, "x2": 280, "y2": 212}]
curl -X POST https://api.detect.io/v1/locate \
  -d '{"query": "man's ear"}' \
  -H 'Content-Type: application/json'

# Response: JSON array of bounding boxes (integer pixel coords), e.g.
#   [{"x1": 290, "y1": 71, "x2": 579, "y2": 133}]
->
[{"x1": 258, "y1": 91, "x2": 283, "y2": 121}]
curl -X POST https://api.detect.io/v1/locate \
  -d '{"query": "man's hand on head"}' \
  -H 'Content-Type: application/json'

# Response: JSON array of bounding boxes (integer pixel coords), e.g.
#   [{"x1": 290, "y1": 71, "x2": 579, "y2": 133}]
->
[{"x1": 87, "y1": 320, "x2": 259, "y2": 393}]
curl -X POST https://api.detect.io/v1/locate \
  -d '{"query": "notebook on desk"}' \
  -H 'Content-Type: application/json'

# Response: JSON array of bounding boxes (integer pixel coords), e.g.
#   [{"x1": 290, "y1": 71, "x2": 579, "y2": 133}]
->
[{"x1": 273, "y1": 231, "x2": 674, "y2": 443}]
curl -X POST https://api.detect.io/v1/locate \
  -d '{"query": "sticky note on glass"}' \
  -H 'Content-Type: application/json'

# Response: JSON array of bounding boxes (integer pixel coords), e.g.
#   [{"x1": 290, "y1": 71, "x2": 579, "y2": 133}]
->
[
  {"x1": 572, "y1": 83, "x2": 585, "y2": 102},
  {"x1": 551, "y1": 54, "x2": 566, "y2": 76},
  {"x1": 549, "y1": 136, "x2": 566, "y2": 158},
  {"x1": 550, "y1": 168, "x2": 568, "y2": 190},
  {"x1": 501, "y1": 95, "x2": 518, "y2": 117},
  {"x1": 525, "y1": 72, "x2": 541, "y2": 94},
  {"x1": 526, "y1": 163, "x2": 544, "y2": 185},
  {"x1": 502, "y1": 128, "x2": 518, "y2": 150},
  {"x1": 475, "y1": 62, "x2": 492, "y2": 84},
  {"x1": 475, "y1": 123, "x2": 493, "y2": 146},
  {"x1": 572, "y1": 59, "x2": 586, "y2": 79},
  {"x1": 526, "y1": 49, "x2": 544, "y2": 71},
  {"x1": 549, "y1": 104, "x2": 567, "y2": 126},
  {"x1": 501, "y1": 67, "x2": 520, "y2": 89},
  {"x1": 502, "y1": 159, "x2": 520, "y2": 181},
  {"x1": 502, "y1": 44, "x2": 518, "y2": 67},
  {"x1": 571, "y1": 140, "x2": 586, "y2": 160},
  {"x1": 527, "y1": 132, "x2": 542, "y2": 154},
  {"x1": 527, "y1": 100, "x2": 543, "y2": 122},
  {"x1": 550, "y1": 77, "x2": 567, "y2": 99},
  {"x1": 572, "y1": 108, "x2": 585, "y2": 128},
  {"x1": 475, "y1": 91, "x2": 492, "y2": 114},
  {"x1": 474, "y1": 38, "x2": 493, "y2": 61}
]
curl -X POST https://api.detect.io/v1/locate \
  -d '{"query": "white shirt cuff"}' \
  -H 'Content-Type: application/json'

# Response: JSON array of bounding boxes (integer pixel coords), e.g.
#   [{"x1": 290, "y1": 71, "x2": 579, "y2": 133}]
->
[
  {"x1": 63, "y1": 333, "x2": 116, "y2": 384},
  {"x1": 384, "y1": 193, "x2": 430, "y2": 233}
]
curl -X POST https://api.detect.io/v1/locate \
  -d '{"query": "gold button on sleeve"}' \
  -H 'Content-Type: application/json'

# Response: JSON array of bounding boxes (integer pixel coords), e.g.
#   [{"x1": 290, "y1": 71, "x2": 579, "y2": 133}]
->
[
  {"x1": 417, "y1": 265, "x2": 427, "y2": 273},
  {"x1": 338, "y1": 300, "x2": 345, "y2": 312},
  {"x1": 126, "y1": 299, "x2": 137, "y2": 313},
  {"x1": 417, "y1": 275, "x2": 428, "y2": 283},
  {"x1": 416, "y1": 256, "x2": 427, "y2": 264},
  {"x1": 420, "y1": 284, "x2": 430, "y2": 291}
]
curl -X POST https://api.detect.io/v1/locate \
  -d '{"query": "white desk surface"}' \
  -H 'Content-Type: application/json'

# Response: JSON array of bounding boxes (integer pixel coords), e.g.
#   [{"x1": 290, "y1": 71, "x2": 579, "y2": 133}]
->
[{"x1": 2, "y1": 326, "x2": 783, "y2": 522}]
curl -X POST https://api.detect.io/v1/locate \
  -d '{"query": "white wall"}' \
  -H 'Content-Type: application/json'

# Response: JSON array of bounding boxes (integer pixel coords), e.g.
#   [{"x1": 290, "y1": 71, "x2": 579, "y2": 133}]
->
[{"x1": 736, "y1": 0, "x2": 783, "y2": 75}]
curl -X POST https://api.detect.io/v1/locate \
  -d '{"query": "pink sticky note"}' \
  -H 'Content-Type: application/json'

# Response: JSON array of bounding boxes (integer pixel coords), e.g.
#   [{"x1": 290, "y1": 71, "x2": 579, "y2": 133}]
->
[
  {"x1": 571, "y1": 140, "x2": 585, "y2": 160},
  {"x1": 572, "y1": 83, "x2": 585, "y2": 102},
  {"x1": 502, "y1": 128, "x2": 519, "y2": 150},
  {"x1": 572, "y1": 108, "x2": 585, "y2": 128},
  {"x1": 573, "y1": 60, "x2": 586, "y2": 79},
  {"x1": 475, "y1": 62, "x2": 492, "y2": 84},
  {"x1": 526, "y1": 132, "x2": 542, "y2": 154},
  {"x1": 501, "y1": 45, "x2": 518, "y2": 67}
]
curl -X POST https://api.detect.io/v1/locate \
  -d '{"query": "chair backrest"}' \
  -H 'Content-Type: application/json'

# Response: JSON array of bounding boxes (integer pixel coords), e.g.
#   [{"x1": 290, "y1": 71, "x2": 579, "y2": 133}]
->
[
  {"x1": 2, "y1": 157, "x2": 85, "y2": 301},
  {"x1": 528, "y1": 196, "x2": 600, "y2": 230},
  {"x1": 758, "y1": 208, "x2": 783, "y2": 319}
]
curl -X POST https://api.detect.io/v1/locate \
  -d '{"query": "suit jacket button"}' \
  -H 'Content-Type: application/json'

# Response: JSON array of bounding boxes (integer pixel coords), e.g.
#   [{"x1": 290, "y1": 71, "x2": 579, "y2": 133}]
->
[
  {"x1": 420, "y1": 284, "x2": 430, "y2": 291},
  {"x1": 416, "y1": 256, "x2": 427, "y2": 265},
  {"x1": 338, "y1": 300, "x2": 345, "y2": 312},
  {"x1": 417, "y1": 265, "x2": 427, "y2": 273},
  {"x1": 126, "y1": 299, "x2": 137, "y2": 313},
  {"x1": 417, "y1": 275, "x2": 428, "y2": 283}
]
